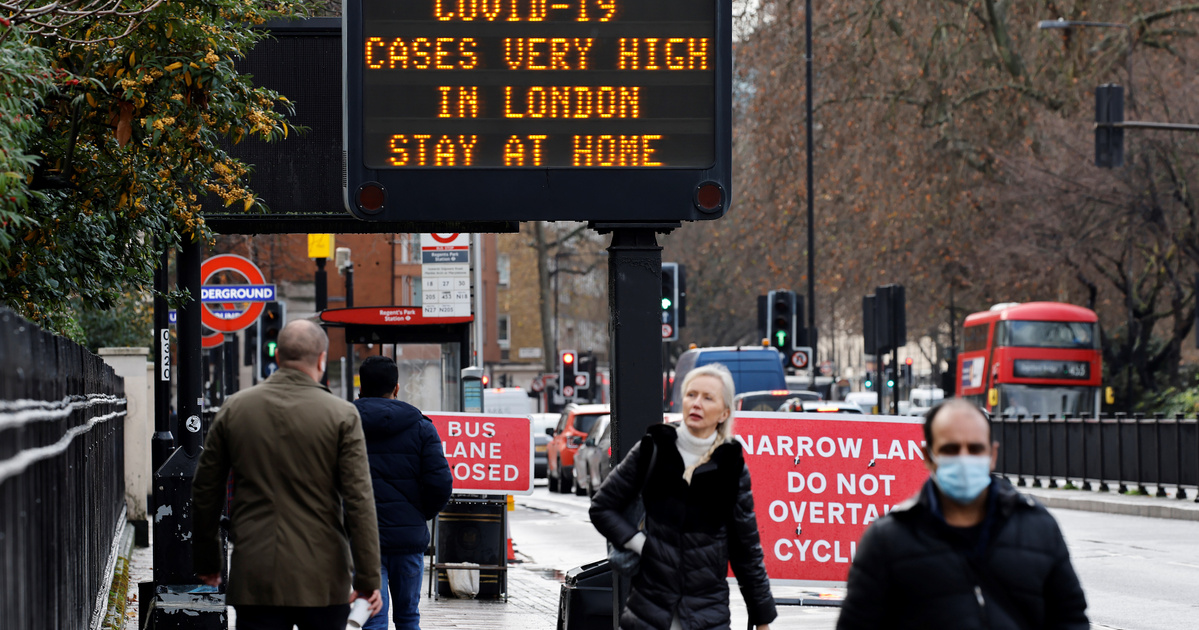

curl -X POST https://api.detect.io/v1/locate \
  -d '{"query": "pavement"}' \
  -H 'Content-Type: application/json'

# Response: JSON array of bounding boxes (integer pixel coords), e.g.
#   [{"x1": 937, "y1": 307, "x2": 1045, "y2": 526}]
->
[{"x1": 118, "y1": 477, "x2": 1199, "y2": 630}]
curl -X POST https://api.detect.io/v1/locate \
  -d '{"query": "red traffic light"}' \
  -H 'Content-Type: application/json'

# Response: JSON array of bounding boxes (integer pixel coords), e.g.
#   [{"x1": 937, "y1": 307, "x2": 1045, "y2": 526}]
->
[
  {"x1": 562, "y1": 352, "x2": 575, "y2": 364},
  {"x1": 481, "y1": 375, "x2": 490, "y2": 386},
  {"x1": 905, "y1": 357, "x2": 913, "y2": 365}
]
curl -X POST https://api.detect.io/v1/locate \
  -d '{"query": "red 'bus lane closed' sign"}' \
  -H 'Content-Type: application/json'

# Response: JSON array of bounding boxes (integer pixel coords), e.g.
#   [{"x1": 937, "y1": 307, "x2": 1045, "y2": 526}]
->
[
  {"x1": 428, "y1": 412, "x2": 533, "y2": 496},
  {"x1": 733, "y1": 413, "x2": 927, "y2": 584}
]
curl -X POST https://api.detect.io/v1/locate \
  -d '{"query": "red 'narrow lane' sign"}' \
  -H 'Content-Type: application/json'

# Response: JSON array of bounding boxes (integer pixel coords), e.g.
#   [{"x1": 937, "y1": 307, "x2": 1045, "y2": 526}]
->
[
  {"x1": 734, "y1": 413, "x2": 928, "y2": 584},
  {"x1": 428, "y1": 412, "x2": 533, "y2": 496}
]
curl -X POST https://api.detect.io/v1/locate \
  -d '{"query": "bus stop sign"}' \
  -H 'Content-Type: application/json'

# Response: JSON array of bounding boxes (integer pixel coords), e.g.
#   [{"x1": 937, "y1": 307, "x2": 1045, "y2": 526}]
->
[{"x1": 343, "y1": 0, "x2": 732, "y2": 223}]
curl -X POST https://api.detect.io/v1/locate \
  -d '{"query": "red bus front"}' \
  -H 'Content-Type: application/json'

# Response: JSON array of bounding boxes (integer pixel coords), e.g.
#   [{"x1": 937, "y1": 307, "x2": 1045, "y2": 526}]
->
[{"x1": 957, "y1": 302, "x2": 1102, "y2": 418}]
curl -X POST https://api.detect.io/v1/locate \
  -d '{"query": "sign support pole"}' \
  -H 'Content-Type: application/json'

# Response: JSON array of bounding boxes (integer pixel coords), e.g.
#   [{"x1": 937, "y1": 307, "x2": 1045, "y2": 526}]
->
[
  {"x1": 150, "y1": 237, "x2": 227, "y2": 628},
  {"x1": 152, "y1": 244, "x2": 174, "y2": 474},
  {"x1": 600, "y1": 225, "x2": 674, "y2": 628}
]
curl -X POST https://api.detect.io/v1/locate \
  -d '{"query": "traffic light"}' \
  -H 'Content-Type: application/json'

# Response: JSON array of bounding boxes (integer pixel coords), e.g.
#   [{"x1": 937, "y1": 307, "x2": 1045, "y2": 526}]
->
[
  {"x1": 661, "y1": 263, "x2": 680, "y2": 342},
  {"x1": 864, "y1": 371, "x2": 874, "y2": 391},
  {"x1": 575, "y1": 351, "x2": 596, "y2": 401},
  {"x1": 904, "y1": 357, "x2": 914, "y2": 388},
  {"x1": 885, "y1": 368, "x2": 895, "y2": 390},
  {"x1": 259, "y1": 302, "x2": 285, "y2": 380},
  {"x1": 766, "y1": 290, "x2": 797, "y2": 351},
  {"x1": 1095, "y1": 84, "x2": 1125, "y2": 168},
  {"x1": 559, "y1": 350, "x2": 578, "y2": 400}
]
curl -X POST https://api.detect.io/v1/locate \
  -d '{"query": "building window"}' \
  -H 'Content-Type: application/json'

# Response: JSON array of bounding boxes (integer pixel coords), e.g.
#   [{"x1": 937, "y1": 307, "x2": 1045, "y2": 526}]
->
[
  {"x1": 401, "y1": 234, "x2": 421, "y2": 263},
  {"x1": 498, "y1": 254, "x2": 510, "y2": 288},
  {"x1": 498, "y1": 314, "x2": 511, "y2": 349}
]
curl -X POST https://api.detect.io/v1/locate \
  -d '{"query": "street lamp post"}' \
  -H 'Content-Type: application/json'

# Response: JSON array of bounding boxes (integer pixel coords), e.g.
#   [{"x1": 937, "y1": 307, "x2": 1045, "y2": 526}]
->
[{"x1": 1038, "y1": 18, "x2": 1135, "y2": 108}]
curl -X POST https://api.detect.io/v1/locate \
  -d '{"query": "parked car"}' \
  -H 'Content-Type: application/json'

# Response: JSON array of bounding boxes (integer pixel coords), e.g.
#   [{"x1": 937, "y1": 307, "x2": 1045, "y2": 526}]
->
[
  {"x1": 530, "y1": 412, "x2": 560, "y2": 479},
  {"x1": 572, "y1": 414, "x2": 611, "y2": 497},
  {"x1": 667, "y1": 346, "x2": 787, "y2": 413},
  {"x1": 546, "y1": 403, "x2": 609, "y2": 493}
]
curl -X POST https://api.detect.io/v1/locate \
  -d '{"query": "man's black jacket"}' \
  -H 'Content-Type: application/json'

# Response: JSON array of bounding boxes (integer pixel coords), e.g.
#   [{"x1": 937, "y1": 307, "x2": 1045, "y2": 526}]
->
[
  {"x1": 354, "y1": 397, "x2": 453, "y2": 555},
  {"x1": 837, "y1": 476, "x2": 1088, "y2": 630}
]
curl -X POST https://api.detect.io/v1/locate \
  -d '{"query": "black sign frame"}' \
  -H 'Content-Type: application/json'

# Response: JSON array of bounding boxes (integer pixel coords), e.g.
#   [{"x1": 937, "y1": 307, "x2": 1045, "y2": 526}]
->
[{"x1": 343, "y1": 0, "x2": 732, "y2": 223}]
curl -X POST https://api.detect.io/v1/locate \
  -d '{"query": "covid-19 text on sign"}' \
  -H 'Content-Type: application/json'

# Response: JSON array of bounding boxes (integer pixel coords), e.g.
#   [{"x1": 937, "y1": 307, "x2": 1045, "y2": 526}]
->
[
  {"x1": 343, "y1": 0, "x2": 731, "y2": 223},
  {"x1": 428, "y1": 412, "x2": 534, "y2": 495},
  {"x1": 356, "y1": 0, "x2": 714, "y2": 169},
  {"x1": 733, "y1": 413, "x2": 928, "y2": 584}
]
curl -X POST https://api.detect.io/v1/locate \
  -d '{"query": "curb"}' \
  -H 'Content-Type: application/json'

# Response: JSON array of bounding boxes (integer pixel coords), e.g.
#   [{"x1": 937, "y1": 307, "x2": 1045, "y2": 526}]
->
[
  {"x1": 1020, "y1": 487, "x2": 1199, "y2": 522},
  {"x1": 101, "y1": 524, "x2": 135, "y2": 630}
]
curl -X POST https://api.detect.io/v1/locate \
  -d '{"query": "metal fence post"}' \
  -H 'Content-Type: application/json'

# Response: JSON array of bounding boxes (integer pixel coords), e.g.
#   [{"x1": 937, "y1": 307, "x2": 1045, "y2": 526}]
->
[
  {"x1": 1134, "y1": 413, "x2": 1147, "y2": 494},
  {"x1": 1098, "y1": 415, "x2": 1109, "y2": 492},
  {"x1": 1176, "y1": 414, "x2": 1187, "y2": 500},
  {"x1": 1154, "y1": 413, "x2": 1167, "y2": 497},
  {"x1": 1064, "y1": 414, "x2": 1073, "y2": 488},
  {"x1": 1017, "y1": 415, "x2": 1026, "y2": 487},
  {"x1": 1046, "y1": 415, "x2": 1058, "y2": 488},
  {"x1": 1116, "y1": 413, "x2": 1127, "y2": 494},
  {"x1": 1031, "y1": 415, "x2": 1043, "y2": 488}
]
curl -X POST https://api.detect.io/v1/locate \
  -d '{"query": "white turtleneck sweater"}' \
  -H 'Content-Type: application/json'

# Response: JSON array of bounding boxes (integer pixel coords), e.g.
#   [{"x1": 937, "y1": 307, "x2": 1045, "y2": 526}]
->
[{"x1": 623, "y1": 424, "x2": 717, "y2": 556}]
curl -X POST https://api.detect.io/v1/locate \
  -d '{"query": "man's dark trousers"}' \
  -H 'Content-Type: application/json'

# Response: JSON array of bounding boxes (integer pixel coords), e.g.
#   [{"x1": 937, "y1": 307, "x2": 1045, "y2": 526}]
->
[
  {"x1": 363, "y1": 552, "x2": 424, "y2": 630},
  {"x1": 235, "y1": 604, "x2": 350, "y2": 630}
]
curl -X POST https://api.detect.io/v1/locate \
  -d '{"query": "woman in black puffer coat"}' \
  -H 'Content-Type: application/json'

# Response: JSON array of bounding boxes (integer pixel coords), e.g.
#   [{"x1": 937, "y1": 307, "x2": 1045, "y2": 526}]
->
[{"x1": 590, "y1": 364, "x2": 776, "y2": 630}]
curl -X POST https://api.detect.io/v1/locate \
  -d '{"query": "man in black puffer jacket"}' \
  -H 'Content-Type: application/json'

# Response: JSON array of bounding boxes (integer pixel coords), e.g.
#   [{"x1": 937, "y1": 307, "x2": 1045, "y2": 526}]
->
[
  {"x1": 837, "y1": 399, "x2": 1089, "y2": 630},
  {"x1": 354, "y1": 356, "x2": 453, "y2": 630}
]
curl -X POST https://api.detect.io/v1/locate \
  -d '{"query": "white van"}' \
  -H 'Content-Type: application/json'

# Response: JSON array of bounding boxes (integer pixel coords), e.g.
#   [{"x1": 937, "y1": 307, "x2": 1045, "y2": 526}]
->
[
  {"x1": 844, "y1": 391, "x2": 879, "y2": 414},
  {"x1": 905, "y1": 387, "x2": 945, "y2": 416},
  {"x1": 483, "y1": 387, "x2": 535, "y2": 415}
]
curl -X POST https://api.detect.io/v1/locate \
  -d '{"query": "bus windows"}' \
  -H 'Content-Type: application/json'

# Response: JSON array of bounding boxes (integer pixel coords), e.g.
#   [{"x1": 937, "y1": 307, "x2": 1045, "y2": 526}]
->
[{"x1": 1002, "y1": 321, "x2": 1096, "y2": 349}]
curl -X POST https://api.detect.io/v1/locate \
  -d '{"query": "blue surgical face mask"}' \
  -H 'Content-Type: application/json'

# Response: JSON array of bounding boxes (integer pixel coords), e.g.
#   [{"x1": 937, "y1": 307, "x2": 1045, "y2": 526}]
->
[{"x1": 932, "y1": 454, "x2": 992, "y2": 504}]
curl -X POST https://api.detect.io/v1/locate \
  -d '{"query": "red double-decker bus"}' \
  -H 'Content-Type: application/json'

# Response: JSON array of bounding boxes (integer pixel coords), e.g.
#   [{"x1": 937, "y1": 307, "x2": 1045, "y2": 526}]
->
[{"x1": 957, "y1": 302, "x2": 1102, "y2": 417}]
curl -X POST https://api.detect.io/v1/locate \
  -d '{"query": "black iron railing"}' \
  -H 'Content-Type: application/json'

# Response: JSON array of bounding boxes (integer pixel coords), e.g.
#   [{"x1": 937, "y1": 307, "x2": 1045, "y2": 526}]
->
[
  {"x1": 992, "y1": 413, "x2": 1199, "y2": 499},
  {"x1": 0, "y1": 308, "x2": 127, "y2": 629}
]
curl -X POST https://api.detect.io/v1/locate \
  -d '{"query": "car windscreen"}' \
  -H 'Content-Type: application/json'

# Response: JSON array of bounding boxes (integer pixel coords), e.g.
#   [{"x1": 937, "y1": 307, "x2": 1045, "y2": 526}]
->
[
  {"x1": 574, "y1": 413, "x2": 604, "y2": 434},
  {"x1": 737, "y1": 393, "x2": 794, "y2": 412}
]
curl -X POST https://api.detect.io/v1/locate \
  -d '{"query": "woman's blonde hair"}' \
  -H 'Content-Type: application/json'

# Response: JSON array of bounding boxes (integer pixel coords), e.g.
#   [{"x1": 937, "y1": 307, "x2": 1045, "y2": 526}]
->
[{"x1": 680, "y1": 363, "x2": 736, "y2": 443}]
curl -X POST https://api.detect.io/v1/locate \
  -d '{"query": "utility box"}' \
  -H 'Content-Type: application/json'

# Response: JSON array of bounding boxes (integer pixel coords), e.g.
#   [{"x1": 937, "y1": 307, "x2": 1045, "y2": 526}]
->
[
  {"x1": 557, "y1": 559, "x2": 613, "y2": 630},
  {"x1": 433, "y1": 498, "x2": 506, "y2": 599}
]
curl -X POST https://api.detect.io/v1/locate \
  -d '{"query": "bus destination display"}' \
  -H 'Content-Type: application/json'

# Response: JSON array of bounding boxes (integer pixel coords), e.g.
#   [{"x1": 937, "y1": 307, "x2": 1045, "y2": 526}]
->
[{"x1": 358, "y1": 0, "x2": 716, "y2": 169}]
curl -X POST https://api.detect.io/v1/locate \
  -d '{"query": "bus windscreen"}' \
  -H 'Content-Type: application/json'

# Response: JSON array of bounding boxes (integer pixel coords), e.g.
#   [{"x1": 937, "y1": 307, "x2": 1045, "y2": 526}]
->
[{"x1": 1001, "y1": 321, "x2": 1096, "y2": 349}]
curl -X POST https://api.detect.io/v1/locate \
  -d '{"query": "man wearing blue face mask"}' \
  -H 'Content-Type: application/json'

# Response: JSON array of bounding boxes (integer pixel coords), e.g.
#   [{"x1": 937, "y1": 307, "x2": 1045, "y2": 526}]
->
[{"x1": 836, "y1": 399, "x2": 1089, "y2": 630}]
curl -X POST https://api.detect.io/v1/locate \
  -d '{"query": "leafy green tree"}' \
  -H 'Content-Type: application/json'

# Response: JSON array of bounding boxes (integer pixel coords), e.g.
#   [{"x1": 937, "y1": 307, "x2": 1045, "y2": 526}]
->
[{"x1": 0, "y1": 0, "x2": 302, "y2": 339}]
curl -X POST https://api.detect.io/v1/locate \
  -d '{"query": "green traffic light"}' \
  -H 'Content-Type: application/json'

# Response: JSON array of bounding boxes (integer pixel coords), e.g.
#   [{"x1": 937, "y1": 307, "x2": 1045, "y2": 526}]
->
[
  {"x1": 267, "y1": 341, "x2": 277, "y2": 358},
  {"x1": 661, "y1": 297, "x2": 672, "y2": 310},
  {"x1": 864, "y1": 380, "x2": 873, "y2": 389},
  {"x1": 886, "y1": 379, "x2": 895, "y2": 388},
  {"x1": 774, "y1": 330, "x2": 787, "y2": 347}
]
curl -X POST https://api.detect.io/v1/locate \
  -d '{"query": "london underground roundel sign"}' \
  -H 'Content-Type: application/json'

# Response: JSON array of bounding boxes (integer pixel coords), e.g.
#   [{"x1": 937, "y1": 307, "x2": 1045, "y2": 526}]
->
[{"x1": 200, "y1": 254, "x2": 270, "y2": 333}]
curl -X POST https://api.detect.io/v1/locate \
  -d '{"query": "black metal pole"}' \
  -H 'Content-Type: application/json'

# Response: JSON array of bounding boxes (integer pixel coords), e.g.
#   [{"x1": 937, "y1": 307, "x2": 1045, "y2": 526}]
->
[
  {"x1": 603, "y1": 226, "x2": 667, "y2": 630},
  {"x1": 346, "y1": 265, "x2": 355, "y2": 401},
  {"x1": 177, "y1": 238, "x2": 204, "y2": 457},
  {"x1": 152, "y1": 246, "x2": 174, "y2": 472},
  {"x1": 152, "y1": 236, "x2": 208, "y2": 591},
  {"x1": 804, "y1": 0, "x2": 816, "y2": 388},
  {"x1": 316, "y1": 257, "x2": 328, "y2": 387}
]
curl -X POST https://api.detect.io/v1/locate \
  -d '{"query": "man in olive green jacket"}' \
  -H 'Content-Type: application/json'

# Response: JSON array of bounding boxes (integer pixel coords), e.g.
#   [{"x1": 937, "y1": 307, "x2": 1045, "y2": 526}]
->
[{"x1": 193, "y1": 320, "x2": 382, "y2": 629}]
